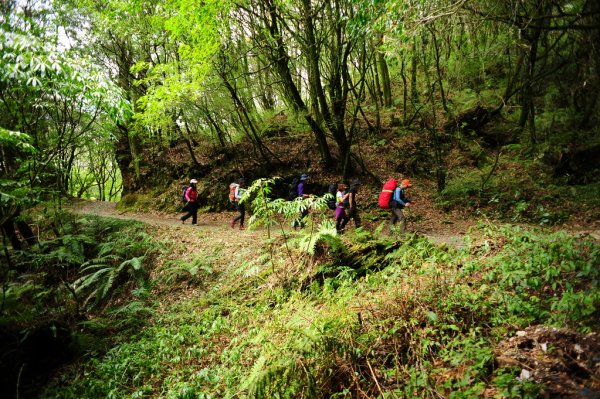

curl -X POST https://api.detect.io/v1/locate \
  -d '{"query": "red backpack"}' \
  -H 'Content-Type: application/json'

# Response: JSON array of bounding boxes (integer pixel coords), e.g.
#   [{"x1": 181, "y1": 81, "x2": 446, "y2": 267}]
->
[{"x1": 378, "y1": 179, "x2": 397, "y2": 209}]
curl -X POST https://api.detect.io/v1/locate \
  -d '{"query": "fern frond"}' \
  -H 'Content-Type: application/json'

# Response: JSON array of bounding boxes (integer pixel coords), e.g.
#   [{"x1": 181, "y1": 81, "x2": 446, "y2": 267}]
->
[
  {"x1": 73, "y1": 267, "x2": 112, "y2": 293},
  {"x1": 294, "y1": 221, "x2": 339, "y2": 255}
]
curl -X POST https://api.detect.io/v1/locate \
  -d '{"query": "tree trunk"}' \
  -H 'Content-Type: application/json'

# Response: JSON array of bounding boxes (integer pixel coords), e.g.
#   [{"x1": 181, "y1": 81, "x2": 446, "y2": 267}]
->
[
  {"x1": 377, "y1": 49, "x2": 392, "y2": 108},
  {"x1": 429, "y1": 26, "x2": 449, "y2": 114},
  {"x1": 266, "y1": 0, "x2": 333, "y2": 166},
  {"x1": 411, "y1": 37, "x2": 419, "y2": 104},
  {"x1": 220, "y1": 70, "x2": 274, "y2": 165},
  {"x1": 1, "y1": 219, "x2": 21, "y2": 250},
  {"x1": 114, "y1": 123, "x2": 137, "y2": 195},
  {"x1": 401, "y1": 54, "x2": 408, "y2": 124}
]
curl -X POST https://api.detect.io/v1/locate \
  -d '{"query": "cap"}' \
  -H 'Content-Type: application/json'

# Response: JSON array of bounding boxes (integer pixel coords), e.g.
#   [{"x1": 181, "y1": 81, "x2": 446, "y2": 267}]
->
[
  {"x1": 238, "y1": 178, "x2": 246, "y2": 185},
  {"x1": 300, "y1": 173, "x2": 309, "y2": 181},
  {"x1": 401, "y1": 179, "x2": 412, "y2": 187},
  {"x1": 190, "y1": 179, "x2": 198, "y2": 184}
]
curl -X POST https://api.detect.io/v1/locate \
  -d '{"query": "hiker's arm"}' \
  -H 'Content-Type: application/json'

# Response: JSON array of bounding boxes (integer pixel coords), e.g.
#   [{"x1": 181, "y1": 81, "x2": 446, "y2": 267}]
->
[
  {"x1": 403, "y1": 191, "x2": 412, "y2": 207},
  {"x1": 395, "y1": 189, "x2": 409, "y2": 207},
  {"x1": 299, "y1": 184, "x2": 311, "y2": 198}
]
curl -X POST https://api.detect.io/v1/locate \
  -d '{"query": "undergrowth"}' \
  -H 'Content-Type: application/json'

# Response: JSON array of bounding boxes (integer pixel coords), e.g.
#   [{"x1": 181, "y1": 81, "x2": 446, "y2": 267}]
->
[
  {"x1": 41, "y1": 220, "x2": 599, "y2": 399},
  {"x1": 0, "y1": 212, "x2": 167, "y2": 398},
  {"x1": 439, "y1": 154, "x2": 589, "y2": 225}
]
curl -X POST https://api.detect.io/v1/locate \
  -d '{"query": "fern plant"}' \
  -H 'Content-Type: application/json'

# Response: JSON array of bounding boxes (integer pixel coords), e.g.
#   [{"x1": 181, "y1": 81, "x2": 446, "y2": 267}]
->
[
  {"x1": 74, "y1": 230, "x2": 158, "y2": 309},
  {"x1": 292, "y1": 219, "x2": 338, "y2": 255},
  {"x1": 161, "y1": 257, "x2": 214, "y2": 286},
  {"x1": 245, "y1": 178, "x2": 339, "y2": 273},
  {"x1": 74, "y1": 256, "x2": 147, "y2": 308}
]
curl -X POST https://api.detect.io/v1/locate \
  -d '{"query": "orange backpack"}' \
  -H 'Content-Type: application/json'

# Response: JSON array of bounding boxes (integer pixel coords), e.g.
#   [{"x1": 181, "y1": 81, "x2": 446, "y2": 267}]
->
[{"x1": 229, "y1": 183, "x2": 239, "y2": 203}]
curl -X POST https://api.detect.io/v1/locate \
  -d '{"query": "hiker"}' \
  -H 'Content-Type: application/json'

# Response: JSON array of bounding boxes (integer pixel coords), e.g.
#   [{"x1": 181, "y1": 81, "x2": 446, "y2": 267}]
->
[
  {"x1": 335, "y1": 183, "x2": 349, "y2": 232},
  {"x1": 390, "y1": 179, "x2": 413, "y2": 233},
  {"x1": 230, "y1": 178, "x2": 246, "y2": 230},
  {"x1": 180, "y1": 179, "x2": 198, "y2": 225},
  {"x1": 295, "y1": 173, "x2": 310, "y2": 228},
  {"x1": 340, "y1": 179, "x2": 362, "y2": 229}
]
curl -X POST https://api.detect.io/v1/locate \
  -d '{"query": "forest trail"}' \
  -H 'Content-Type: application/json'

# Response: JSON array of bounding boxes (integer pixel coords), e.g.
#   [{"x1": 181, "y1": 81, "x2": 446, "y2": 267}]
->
[
  {"x1": 67, "y1": 200, "x2": 476, "y2": 250},
  {"x1": 67, "y1": 200, "x2": 269, "y2": 275},
  {"x1": 68, "y1": 200, "x2": 600, "y2": 251}
]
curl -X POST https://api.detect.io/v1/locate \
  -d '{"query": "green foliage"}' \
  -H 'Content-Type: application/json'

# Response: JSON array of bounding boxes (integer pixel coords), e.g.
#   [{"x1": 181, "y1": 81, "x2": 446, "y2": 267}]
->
[
  {"x1": 440, "y1": 155, "x2": 582, "y2": 225},
  {"x1": 7, "y1": 0, "x2": 600, "y2": 395},
  {"x1": 245, "y1": 178, "x2": 335, "y2": 231},
  {"x1": 41, "y1": 220, "x2": 599, "y2": 398},
  {"x1": 0, "y1": 128, "x2": 36, "y2": 153},
  {"x1": 474, "y1": 226, "x2": 600, "y2": 330},
  {"x1": 161, "y1": 252, "x2": 217, "y2": 286},
  {"x1": 493, "y1": 369, "x2": 541, "y2": 398},
  {"x1": 3, "y1": 214, "x2": 158, "y2": 322},
  {"x1": 131, "y1": 0, "x2": 230, "y2": 133},
  {"x1": 292, "y1": 219, "x2": 338, "y2": 255},
  {"x1": 0, "y1": 13, "x2": 130, "y2": 120},
  {"x1": 74, "y1": 229, "x2": 158, "y2": 309},
  {"x1": 0, "y1": 3, "x2": 129, "y2": 205}
]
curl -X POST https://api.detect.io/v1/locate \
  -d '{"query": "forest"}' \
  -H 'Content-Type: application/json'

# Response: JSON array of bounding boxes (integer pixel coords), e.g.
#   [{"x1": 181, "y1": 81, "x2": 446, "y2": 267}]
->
[{"x1": 1, "y1": 0, "x2": 599, "y2": 398}]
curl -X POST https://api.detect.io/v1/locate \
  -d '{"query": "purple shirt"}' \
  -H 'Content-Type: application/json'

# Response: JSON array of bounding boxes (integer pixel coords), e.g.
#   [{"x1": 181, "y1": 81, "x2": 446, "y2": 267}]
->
[{"x1": 297, "y1": 182, "x2": 305, "y2": 197}]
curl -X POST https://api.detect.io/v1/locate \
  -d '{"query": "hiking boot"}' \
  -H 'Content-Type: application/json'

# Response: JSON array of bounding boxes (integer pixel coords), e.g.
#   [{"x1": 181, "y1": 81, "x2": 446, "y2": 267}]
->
[
  {"x1": 230, "y1": 218, "x2": 235, "y2": 228},
  {"x1": 239, "y1": 225, "x2": 245, "y2": 230}
]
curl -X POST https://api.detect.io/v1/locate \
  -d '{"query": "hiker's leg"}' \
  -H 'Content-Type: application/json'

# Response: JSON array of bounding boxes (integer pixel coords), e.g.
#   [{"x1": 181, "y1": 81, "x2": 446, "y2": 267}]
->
[
  {"x1": 300, "y1": 208, "x2": 308, "y2": 228},
  {"x1": 335, "y1": 208, "x2": 343, "y2": 230},
  {"x1": 391, "y1": 208, "x2": 402, "y2": 231},
  {"x1": 353, "y1": 209, "x2": 362, "y2": 228},
  {"x1": 340, "y1": 209, "x2": 350, "y2": 229},
  {"x1": 233, "y1": 203, "x2": 243, "y2": 224},
  {"x1": 191, "y1": 203, "x2": 198, "y2": 224},
  {"x1": 390, "y1": 208, "x2": 399, "y2": 229},
  {"x1": 181, "y1": 209, "x2": 191, "y2": 221},
  {"x1": 239, "y1": 203, "x2": 245, "y2": 226},
  {"x1": 397, "y1": 208, "x2": 406, "y2": 233},
  {"x1": 344, "y1": 208, "x2": 355, "y2": 228}
]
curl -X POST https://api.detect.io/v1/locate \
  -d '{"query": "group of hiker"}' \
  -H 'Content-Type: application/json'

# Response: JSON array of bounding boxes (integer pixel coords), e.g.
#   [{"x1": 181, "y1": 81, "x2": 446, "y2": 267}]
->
[{"x1": 180, "y1": 174, "x2": 414, "y2": 233}]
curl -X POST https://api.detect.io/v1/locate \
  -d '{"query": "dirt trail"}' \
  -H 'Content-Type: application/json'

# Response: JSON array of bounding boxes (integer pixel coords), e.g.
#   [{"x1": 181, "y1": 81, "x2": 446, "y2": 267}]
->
[
  {"x1": 68, "y1": 200, "x2": 268, "y2": 271},
  {"x1": 69, "y1": 200, "x2": 474, "y2": 249},
  {"x1": 67, "y1": 200, "x2": 599, "y2": 252},
  {"x1": 69, "y1": 200, "x2": 226, "y2": 227}
]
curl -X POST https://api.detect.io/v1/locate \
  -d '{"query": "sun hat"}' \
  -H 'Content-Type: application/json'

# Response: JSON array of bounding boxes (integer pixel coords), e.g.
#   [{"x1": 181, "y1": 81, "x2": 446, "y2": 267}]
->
[
  {"x1": 190, "y1": 179, "x2": 198, "y2": 184},
  {"x1": 401, "y1": 179, "x2": 412, "y2": 187},
  {"x1": 300, "y1": 173, "x2": 309, "y2": 181}
]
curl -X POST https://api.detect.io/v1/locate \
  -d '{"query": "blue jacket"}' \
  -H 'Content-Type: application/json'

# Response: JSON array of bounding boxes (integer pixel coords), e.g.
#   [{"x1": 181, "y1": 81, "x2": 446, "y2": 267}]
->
[{"x1": 391, "y1": 187, "x2": 410, "y2": 208}]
